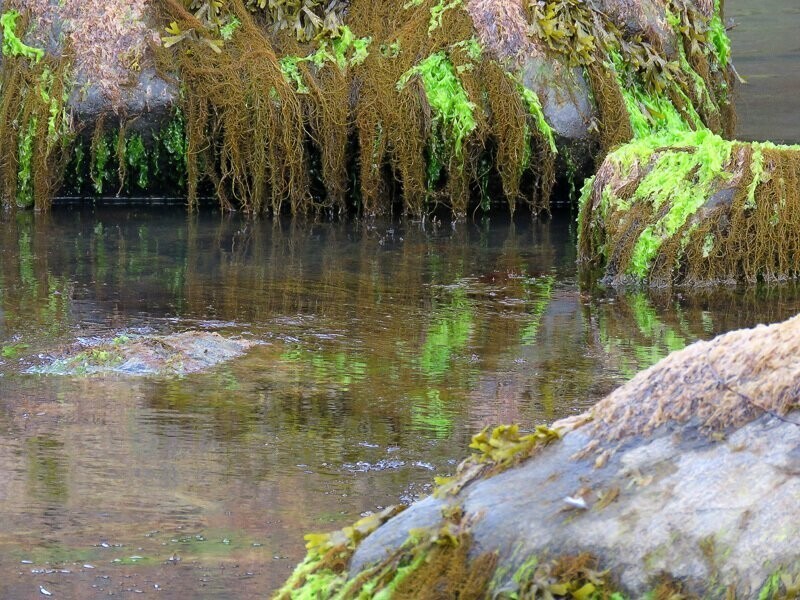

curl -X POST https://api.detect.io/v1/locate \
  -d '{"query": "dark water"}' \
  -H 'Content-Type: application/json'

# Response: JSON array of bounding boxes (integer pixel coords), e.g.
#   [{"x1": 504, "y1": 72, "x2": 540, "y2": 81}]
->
[
  {"x1": 728, "y1": 0, "x2": 800, "y2": 143},
  {"x1": 3, "y1": 208, "x2": 800, "y2": 597}
]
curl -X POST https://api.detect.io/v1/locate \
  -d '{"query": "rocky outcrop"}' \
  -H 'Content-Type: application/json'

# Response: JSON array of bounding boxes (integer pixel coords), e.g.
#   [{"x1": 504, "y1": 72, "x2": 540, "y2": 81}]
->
[
  {"x1": 7, "y1": 0, "x2": 177, "y2": 128},
  {"x1": 1, "y1": 0, "x2": 733, "y2": 215},
  {"x1": 31, "y1": 331, "x2": 257, "y2": 376},
  {"x1": 578, "y1": 130, "x2": 800, "y2": 287},
  {"x1": 277, "y1": 314, "x2": 800, "y2": 598}
]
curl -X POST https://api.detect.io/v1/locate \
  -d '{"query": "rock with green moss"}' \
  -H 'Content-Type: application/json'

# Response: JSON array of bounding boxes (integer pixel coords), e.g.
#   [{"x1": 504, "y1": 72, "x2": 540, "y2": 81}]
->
[
  {"x1": 578, "y1": 130, "x2": 800, "y2": 286},
  {"x1": 30, "y1": 331, "x2": 257, "y2": 376},
  {"x1": 2, "y1": 0, "x2": 734, "y2": 215},
  {"x1": 277, "y1": 314, "x2": 800, "y2": 598}
]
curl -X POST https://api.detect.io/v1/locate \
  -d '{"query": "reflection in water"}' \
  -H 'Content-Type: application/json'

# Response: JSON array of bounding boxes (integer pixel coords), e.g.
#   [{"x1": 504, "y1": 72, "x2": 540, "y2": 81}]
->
[{"x1": 2, "y1": 208, "x2": 800, "y2": 597}]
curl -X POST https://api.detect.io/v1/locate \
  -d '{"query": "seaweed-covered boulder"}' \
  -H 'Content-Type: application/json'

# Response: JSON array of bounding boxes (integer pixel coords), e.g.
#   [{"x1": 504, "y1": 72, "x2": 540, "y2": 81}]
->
[
  {"x1": 578, "y1": 130, "x2": 800, "y2": 286},
  {"x1": 276, "y1": 314, "x2": 800, "y2": 598},
  {"x1": 0, "y1": 0, "x2": 180, "y2": 208},
  {"x1": 1, "y1": 0, "x2": 733, "y2": 215},
  {"x1": 31, "y1": 331, "x2": 256, "y2": 376}
]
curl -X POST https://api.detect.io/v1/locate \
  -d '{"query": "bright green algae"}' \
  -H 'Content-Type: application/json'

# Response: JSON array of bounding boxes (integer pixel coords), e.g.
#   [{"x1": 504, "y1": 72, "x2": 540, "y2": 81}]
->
[
  {"x1": 398, "y1": 51, "x2": 477, "y2": 161},
  {"x1": 1, "y1": 10, "x2": 44, "y2": 63},
  {"x1": 622, "y1": 129, "x2": 734, "y2": 277}
]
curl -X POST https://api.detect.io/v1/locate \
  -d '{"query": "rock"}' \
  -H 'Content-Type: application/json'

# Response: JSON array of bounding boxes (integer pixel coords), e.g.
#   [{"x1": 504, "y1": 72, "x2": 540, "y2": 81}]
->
[
  {"x1": 10, "y1": 0, "x2": 177, "y2": 128},
  {"x1": 2, "y1": 0, "x2": 733, "y2": 214},
  {"x1": 279, "y1": 315, "x2": 800, "y2": 598},
  {"x1": 578, "y1": 130, "x2": 800, "y2": 286},
  {"x1": 31, "y1": 331, "x2": 257, "y2": 376}
]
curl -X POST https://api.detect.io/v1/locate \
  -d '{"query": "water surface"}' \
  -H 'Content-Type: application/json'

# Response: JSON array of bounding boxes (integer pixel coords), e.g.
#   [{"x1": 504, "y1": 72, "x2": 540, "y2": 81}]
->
[
  {"x1": 2, "y1": 2, "x2": 799, "y2": 596},
  {"x1": 3, "y1": 209, "x2": 800, "y2": 597},
  {"x1": 728, "y1": 0, "x2": 800, "y2": 143}
]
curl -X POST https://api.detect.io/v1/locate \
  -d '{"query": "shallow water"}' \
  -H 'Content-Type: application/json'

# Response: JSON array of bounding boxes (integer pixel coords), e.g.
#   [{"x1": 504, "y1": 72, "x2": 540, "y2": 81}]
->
[
  {"x1": 728, "y1": 0, "x2": 800, "y2": 143},
  {"x1": 2, "y1": 2, "x2": 799, "y2": 597},
  {"x1": 3, "y1": 208, "x2": 800, "y2": 597}
]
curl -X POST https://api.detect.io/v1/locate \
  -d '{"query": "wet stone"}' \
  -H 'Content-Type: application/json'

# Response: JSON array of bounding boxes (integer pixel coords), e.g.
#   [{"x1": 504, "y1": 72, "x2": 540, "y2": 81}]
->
[{"x1": 29, "y1": 331, "x2": 257, "y2": 377}]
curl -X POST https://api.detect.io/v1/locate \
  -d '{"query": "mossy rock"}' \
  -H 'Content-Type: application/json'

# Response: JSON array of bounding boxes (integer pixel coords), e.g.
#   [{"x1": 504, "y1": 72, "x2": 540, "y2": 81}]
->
[
  {"x1": 31, "y1": 331, "x2": 256, "y2": 376},
  {"x1": 277, "y1": 315, "x2": 800, "y2": 598},
  {"x1": 578, "y1": 130, "x2": 800, "y2": 286},
  {"x1": 1, "y1": 0, "x2": 734, "y2": 216}
]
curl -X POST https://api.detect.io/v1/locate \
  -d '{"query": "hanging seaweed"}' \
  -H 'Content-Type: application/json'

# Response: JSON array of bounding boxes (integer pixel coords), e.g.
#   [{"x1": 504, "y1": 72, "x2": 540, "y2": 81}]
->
[
  {"x1": 0, "y1": 9, "x2": 73, "y2": 211},
  {"x1": 6, "y1": 0, "x2": 734, "y2": 218},
  {"x1": 578, "y1": 131, "x2": 800, "y2": 286}
]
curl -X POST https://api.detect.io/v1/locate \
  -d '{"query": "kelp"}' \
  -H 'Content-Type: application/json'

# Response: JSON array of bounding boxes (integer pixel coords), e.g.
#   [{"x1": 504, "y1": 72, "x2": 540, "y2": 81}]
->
[
  {"x1": 0, "y1": 9, "x2": 73, "y2": 211},
  {"x1": 578, "y1": 130, "x2": 800, "y2": 286}
]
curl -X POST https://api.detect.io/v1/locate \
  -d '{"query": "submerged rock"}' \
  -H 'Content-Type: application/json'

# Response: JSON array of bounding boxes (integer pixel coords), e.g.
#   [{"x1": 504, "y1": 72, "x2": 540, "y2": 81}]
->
[
  {"x1": 578, "y1": 130, "x2": 800, "y2": 286},
  {"x1": 277, "y1": 315, "x2": 800, "y2": 598},
  {"x1": 32, "y1": 331, "x2": 256, "y2": 376}
]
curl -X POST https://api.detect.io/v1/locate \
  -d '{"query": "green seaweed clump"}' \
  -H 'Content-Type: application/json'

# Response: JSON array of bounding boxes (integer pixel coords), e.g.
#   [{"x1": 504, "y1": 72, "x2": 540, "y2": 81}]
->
[
  {"x1": 1, "y1": 11, "x2": 44, "y2": 62},
  {"x1": 274, "y1": 506, "x2": 405, "y2": 599},
  {"x1": 435, "y1": 424, "x2": 561, "y2": 497},
  {"x1": 398, "y1": 51, "x2": 477, "y2": 181},
  {"x1": 276, "y1": 504, "x2": 499, "y2": 600}
]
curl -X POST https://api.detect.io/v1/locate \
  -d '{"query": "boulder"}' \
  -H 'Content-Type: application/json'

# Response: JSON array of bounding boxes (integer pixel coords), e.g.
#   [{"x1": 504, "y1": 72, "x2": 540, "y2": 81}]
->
[
  {"x1": 578, "y1": 130, "x2": 800, "y2": 286},
  {"x1": 31, "y1": 331, "x2": 257, "y2": 376},
  {"x1": 277, "y1": 314, "x2": 800, "y2": 598},
  {"x1": 6, "y1": 0, "x2": 177, "y2": 130}
]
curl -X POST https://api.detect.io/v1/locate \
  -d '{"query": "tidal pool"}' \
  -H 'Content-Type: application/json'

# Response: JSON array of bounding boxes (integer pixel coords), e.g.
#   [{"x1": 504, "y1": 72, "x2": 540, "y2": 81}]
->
[{"x1": 3, "y1": 208, "x2": 800, "y2": 597}]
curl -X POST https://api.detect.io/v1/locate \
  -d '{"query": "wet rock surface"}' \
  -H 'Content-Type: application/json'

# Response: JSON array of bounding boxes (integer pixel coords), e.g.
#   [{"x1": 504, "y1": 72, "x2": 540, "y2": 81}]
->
[
  {"x1": 31, "y1": 331, "x2": 257, "y2": 377},
  {"x1": 345, "y1": 315, "x2": 800, "y2": 597},
  {"x1": 6, "y1": 0, "x2": 176, "y2": 130}
]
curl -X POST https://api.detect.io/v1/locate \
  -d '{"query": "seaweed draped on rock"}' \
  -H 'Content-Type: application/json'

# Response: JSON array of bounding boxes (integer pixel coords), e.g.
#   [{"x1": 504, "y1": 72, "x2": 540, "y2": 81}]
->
[
  {"x1": 0, "y1": 0, "x2": 733, "y2": 215},
  {"x1": 578, "y1": 130, "x2": 800, "y2": 287},
  {"x1": 275, "y1": 314, "x2": 800, "y2": 599}
]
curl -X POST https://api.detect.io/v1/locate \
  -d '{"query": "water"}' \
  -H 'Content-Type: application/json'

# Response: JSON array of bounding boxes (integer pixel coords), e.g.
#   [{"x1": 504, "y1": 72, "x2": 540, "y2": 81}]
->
[
  {"x1": 3, "y1": 208, "x2": 800, "y2": 597},
  {"x1": 728, "y1": 0, "x2": 800, "y2": 143},
  {"x1": 1, "y1": 2, "x2": 799, "y2": 597}
]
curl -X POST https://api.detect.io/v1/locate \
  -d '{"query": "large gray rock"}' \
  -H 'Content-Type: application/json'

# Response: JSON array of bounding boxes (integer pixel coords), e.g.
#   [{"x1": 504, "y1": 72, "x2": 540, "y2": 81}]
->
[
  {"x1": 6, "y1": 0, "x2": 177, "y2": 131},
  {"x1": 347, "y1": 315, "x2": 800, "y2": 597}
]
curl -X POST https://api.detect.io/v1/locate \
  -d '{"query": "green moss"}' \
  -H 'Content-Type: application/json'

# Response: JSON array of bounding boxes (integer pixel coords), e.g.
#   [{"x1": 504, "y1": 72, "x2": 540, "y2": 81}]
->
[{"x1": 1, "y1": 10, "x2": 44, "y2": 63}]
